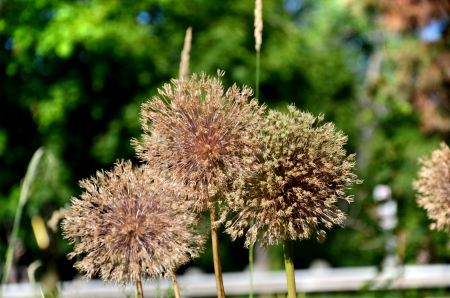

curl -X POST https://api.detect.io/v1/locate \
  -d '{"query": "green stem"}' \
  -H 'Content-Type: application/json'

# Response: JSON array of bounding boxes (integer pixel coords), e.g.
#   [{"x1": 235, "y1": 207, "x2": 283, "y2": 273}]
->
[
  {"x1": 283, "y1": 238, "x2": 296, "y2": 298},
  {"x1": 249, "y1": 220, "x2": 254, "y2": 298},
  {"x1": 251, "y1": 37, "x2": 260, "y2": 298},
  {"x1": 156, "y1": 279, "x2": 161, "y2": 298},
  {"x1": 256, "y1": 50, "x2": 260, "y2": 100},
  {"x1": 1, "y1": 148, "x2": 44, "y2": 294}
]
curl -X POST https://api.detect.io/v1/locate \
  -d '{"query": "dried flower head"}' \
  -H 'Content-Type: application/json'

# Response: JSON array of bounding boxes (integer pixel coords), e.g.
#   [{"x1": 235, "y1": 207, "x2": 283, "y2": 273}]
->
[
  {"x1": 414, "y1": 143, "x2": 450, "y2": 231},
  {"x1": 133, "y1": 71, "x2": 265, "y2": 212},
  {"x1": 62, "y1": 160, "x2": 205, "y2": 285},
  {"x1": 224, "y1": 106, "x2": 361, "y2": 248}
]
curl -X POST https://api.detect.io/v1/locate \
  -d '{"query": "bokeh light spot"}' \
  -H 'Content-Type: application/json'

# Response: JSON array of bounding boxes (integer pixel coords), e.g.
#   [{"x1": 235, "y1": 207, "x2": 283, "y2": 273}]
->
[
  {"x1": 419, "y1": 18, "x2": 447, "y2": 43},
  {"x1": 136, "y1": 11, "x2": 152, "y2": 25},
  {"x1": 283, "y1": 0, "x2": 303, "y2": 14},
  {"x1": 4, "y1": 37, "x2": 13, "y2": 51}
]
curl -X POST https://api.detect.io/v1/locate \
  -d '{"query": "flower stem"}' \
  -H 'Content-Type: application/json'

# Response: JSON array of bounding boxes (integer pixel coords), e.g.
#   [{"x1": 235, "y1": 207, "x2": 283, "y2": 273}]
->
[
  {"x1": 156, "y1": 279, "x2": 161, "y2": 298},
  {"x1": 283, "y1": 238, "x2": 296, "y2": 298},
  {"x1": 249, "y1": 220, "x2": 254, "y2": 298},
  {"x1": 171, "y1": 270, "x2": 181, "y2": 298},
  {"x1": 256, "y1": 50, "x2": 260, "y2": 100},
  {"x1": 136, "y1": 275, "x2": 144, "y2": 298},
  {"x1": 252, "y1": 3, "x2": 261, "y2": 291},
  {"x1": 210, "y1": 206, "x2": 226, "y2": 298}
]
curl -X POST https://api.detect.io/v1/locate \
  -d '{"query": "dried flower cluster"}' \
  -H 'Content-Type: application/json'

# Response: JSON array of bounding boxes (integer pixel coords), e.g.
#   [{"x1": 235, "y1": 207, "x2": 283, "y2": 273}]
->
[
  {"x1": 63, "y1": 69, "x2": 360, "y2": 296},
  {"x1": 224, "y1": 106, "x2": 361, "y2": 248},
  {"x1": 133, "y1": 71, "x2": 265, "y2": 212},
  {"x1": 62, "y1": 160, "x2": 205, "y2": 285},
  {"x1": 414, "y1": 143, "x2": 450, "y2": 232}
]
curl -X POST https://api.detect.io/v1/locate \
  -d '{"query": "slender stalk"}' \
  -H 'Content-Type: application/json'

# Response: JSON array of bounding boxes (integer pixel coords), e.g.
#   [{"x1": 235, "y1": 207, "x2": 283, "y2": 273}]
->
[
  {"x1": 210, "y1": 206, "x2": 226, "y2": 298},
  {"x1": 179, "y1": 26, "x2": 192, "y2": 80},
  {"x1": 136, "y1": 275, "x2": 144, "y2": 298},
  {"x1": 283, "y1": 238, "x2": 296, "y2": 298},
  {"x1": 248, "y1": 220, "x2": 254, "y2": 298},
  {"x1": 171, "y1": 270, "x2": 181, "y2": 298},
  {"x1": 156, "y1": 279, "x2": 161, "y2": 298},
  {"x1": 254, "y1": 0, "x2": 262, "y2": 101},
  {"x1": 26, "y1": 260, "x2": 42, "y2": 298},
  {"x1": 255, "y1": 50, "x2": 260, "y2": 100},
  {"x1": 252, "y1": 1, "x2": 262, "y2": 296},
  {"x1": 1, "y1": 148, "x2": 44, "y2": 294}
]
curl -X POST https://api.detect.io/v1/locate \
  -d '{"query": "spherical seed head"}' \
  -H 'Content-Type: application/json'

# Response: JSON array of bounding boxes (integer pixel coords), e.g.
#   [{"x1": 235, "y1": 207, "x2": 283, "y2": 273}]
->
[
  {"x1": 224, "y1": 106, "x2": 362, "y2": 248},
  {"x1": 414, "y1": 142, "x2": 450, "y2": 232},
  {"x1": 133, "y1": 71, "x2": 265, "y2": 212},
  {"x1": 61, "y1": 160, "x2": 205, "y2": 285}
]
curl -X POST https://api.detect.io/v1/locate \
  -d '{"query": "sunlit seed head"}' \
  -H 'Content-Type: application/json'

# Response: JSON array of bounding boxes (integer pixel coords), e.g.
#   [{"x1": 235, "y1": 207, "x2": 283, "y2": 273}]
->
[
  {"x1": 62, "y1": 160, "x2": 205, "y2": 286},
  {"x1": 132, "y1": 71, "x2": 266, "y2": 212},
  {"x1": 414, "y1": 142, "x2": 450, "y2": 232},
  {"x1": 223, "y1": 106, "x2": 362, "y2": 248}
]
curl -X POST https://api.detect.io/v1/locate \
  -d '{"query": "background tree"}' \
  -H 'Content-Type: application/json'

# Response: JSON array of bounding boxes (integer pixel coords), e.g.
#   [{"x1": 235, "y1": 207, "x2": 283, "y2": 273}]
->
[{"x1": 343, "y1": 0, "x2": 450, "y2": 266}]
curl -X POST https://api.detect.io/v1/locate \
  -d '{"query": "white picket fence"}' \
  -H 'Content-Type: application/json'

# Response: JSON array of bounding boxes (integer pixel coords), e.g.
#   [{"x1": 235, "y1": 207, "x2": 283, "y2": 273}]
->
[{"x1": 3, "y1": 264, "x2": 450, "y2": 298}]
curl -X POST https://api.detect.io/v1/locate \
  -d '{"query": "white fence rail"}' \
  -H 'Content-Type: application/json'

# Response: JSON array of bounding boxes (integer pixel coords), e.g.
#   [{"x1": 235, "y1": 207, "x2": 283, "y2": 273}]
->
[{"x1": 3, "y1": 264, "x2": 450, "y2": 297}]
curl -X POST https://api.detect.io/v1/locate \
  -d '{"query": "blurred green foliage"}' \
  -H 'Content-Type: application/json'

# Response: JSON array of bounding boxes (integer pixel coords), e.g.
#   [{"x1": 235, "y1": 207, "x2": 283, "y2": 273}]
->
[{"x1": 0, "y1": 0, "x2": 449, "y2": 285}]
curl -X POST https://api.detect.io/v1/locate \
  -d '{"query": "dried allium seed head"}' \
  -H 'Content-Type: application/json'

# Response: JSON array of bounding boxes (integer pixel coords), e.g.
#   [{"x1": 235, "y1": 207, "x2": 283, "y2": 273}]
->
[
  {"x1": 414, "y1": 143, "x2": 450, "y2": 231},
  {"x1": 61, "y1": 160, "x2": 205, "y2": 285},
  {"x1": 223, "y1": 106, "x2": 362, "y2": 248},
  {"x1": 133, "y1": 71, "x2": 265, "y2": 212}
]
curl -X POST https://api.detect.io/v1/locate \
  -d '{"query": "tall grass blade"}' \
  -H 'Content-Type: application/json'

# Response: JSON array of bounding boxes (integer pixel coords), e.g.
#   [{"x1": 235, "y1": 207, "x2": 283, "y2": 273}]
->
[{"x1": 1, "y1": 147, "x2": 44, "y2": 296}]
